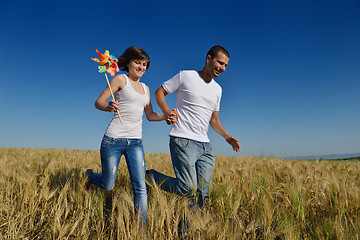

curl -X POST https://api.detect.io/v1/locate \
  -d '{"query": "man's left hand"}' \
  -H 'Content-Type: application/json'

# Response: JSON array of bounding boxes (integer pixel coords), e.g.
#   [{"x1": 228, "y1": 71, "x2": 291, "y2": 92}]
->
[{"x1": 226, "y1": 136, "x2": 240, "y2": 152}]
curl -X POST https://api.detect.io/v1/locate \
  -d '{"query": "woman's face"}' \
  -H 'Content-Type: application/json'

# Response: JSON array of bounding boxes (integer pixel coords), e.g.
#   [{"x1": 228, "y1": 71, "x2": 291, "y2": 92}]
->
[{"x1": 127, "y1": 59, "x2": 148, "y2": 79}]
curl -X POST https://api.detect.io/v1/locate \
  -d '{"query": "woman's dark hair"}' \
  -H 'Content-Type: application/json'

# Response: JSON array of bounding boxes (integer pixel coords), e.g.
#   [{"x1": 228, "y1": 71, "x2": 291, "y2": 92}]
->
[
  {"x1": 207, "y1": 45, "x2": 229, "y2": 59},
  {"x1": 117, "y1": 47, "x2": 150, "y2": 72}
]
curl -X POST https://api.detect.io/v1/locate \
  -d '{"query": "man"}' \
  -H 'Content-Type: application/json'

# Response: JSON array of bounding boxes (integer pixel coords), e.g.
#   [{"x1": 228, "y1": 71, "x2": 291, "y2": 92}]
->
[{"x1": 147, "y1": 45, "x2": 240, "y2": 211}]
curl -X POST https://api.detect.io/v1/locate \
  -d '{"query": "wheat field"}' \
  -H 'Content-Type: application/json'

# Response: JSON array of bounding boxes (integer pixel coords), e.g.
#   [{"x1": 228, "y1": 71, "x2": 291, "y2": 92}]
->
[{"x1": 0, "y1": 148, "x2": 359, "y2": 239}]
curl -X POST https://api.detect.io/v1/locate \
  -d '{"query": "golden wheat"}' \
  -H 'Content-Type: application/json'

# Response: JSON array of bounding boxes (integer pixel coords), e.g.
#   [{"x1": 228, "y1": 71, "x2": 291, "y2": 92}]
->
[{"x1": 0, "y1": 148, "x2": 359, "y2": 239}]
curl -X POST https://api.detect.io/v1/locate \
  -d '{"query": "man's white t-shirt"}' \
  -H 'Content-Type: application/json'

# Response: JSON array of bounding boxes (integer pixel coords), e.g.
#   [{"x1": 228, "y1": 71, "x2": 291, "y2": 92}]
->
[{"x1": 162, "y1": 70, "x2": 222, "y2": 142}]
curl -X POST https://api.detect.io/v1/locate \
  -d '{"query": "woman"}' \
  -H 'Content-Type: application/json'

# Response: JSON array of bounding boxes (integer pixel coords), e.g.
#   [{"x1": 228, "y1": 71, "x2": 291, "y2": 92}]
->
[{"x1": 86, "y1": 46, "x2": 165, "y2": 224}]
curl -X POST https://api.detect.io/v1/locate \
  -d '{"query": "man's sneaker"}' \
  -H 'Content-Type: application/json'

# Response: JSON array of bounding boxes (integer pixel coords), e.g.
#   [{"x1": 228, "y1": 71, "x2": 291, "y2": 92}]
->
[{"x1": 178, "y1": 214, "x2": 191, "y2": 239}]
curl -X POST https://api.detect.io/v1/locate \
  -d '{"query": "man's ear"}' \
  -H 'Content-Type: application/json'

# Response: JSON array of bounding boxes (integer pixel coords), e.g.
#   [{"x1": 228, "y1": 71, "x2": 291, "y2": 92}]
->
[{"x1": 205, "y1": 55, "x2": 212, "y2": 64}]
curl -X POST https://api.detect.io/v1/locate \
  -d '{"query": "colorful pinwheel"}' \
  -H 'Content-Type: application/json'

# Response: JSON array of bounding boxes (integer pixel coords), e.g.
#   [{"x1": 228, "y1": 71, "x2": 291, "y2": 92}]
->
[
  {"x1": 91, "y1": 49, "x2": 119, "y2": 76},
  {"x1": 92, "y1": 49, "x2": 123, "y2": 123}
]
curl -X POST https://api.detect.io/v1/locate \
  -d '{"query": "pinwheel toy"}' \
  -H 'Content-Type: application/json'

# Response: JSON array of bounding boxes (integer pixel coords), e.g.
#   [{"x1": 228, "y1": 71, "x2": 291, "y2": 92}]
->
[{"x1": 92, "y1": 49, "x2": 123, "y2": 123}]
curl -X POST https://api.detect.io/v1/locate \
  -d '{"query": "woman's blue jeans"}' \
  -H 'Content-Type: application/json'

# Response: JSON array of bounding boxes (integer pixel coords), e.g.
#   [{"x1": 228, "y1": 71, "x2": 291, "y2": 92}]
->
[
  {"x1": 148, "y1": 136, "x2": 215, "y2": 210},
  {"x1": 88, "y1": 135, "x2": 147, "y2": 223}
]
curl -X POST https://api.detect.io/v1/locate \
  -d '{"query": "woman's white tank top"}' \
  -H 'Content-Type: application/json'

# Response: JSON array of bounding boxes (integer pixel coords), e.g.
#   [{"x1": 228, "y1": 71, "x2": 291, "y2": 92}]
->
[{"x1": 105, "y1": 75, "x2": 149, "y2": 139}]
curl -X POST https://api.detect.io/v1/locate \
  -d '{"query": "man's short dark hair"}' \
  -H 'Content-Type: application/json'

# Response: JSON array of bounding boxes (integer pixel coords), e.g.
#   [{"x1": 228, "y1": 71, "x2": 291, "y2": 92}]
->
[{"x1": 207, "y1": 45, "x2": 229, "y2": 59}]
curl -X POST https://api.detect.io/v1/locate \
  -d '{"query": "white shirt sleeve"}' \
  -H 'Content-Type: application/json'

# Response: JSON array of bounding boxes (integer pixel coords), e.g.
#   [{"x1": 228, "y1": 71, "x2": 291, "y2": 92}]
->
[
  {"x1": 214, "y1": 87, "x2": 222, "y2": 111},
  {"x1": 162, "y1": 72, "x2": 181, "y2": 94}
]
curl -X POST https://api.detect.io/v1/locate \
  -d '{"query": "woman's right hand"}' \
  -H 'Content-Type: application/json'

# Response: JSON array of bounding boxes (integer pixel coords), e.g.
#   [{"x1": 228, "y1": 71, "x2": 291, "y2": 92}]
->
[{"x1": 106, "y1": 100, "x2": 120, "y2": 112}]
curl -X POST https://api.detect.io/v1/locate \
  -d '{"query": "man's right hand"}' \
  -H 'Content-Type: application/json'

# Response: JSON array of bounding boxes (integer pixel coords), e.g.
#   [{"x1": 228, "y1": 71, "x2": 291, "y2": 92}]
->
[{"x1": 165, "y1": 108, "x2": 179, "y2": 124}]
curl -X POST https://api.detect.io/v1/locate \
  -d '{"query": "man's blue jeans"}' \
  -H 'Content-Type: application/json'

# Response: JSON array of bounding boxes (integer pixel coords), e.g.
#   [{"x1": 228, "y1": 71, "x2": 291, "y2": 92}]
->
[
  {"x1": 148, "y1": 136, "x2": 215, "y2": 209},
  {"x1": 88, "y1": 135, "x2": 147, "y2": 223}
]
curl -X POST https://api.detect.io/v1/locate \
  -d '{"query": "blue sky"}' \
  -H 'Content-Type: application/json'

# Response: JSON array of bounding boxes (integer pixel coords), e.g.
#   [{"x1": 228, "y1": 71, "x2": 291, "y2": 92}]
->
[{"x1": 0, "y1": 0, "x2": 359, "y2": 158}]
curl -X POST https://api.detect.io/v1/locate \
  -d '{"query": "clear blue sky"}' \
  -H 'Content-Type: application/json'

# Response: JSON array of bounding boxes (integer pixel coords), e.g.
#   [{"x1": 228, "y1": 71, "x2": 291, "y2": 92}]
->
[{"x1": 0, "y1": 0, "x2": 359, "y2": 158}]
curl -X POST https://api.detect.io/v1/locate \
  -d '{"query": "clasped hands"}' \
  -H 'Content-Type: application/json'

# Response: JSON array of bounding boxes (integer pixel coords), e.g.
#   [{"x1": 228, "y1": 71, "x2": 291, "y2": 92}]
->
[{"x1": 165, "y1": 108, "x2": 179, "y2": 125}]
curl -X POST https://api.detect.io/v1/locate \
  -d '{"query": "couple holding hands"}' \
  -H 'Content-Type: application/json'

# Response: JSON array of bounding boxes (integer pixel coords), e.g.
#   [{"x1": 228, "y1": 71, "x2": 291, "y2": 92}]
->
[{"x1": 86, "y1": 45, "x2": 240, "y2": 228}]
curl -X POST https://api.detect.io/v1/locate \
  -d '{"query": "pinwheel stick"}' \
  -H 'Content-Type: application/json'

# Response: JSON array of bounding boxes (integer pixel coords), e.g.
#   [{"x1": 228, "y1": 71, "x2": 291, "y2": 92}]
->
[{"x1": 104, "y1": 73, "x2": 123, "y2": 123}]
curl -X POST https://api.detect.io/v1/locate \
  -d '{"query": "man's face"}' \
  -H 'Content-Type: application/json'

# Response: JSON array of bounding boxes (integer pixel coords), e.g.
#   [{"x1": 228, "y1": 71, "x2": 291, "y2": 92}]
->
[{"x1": 206, "y1": 52, "x2": 229, "y2": 78}]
